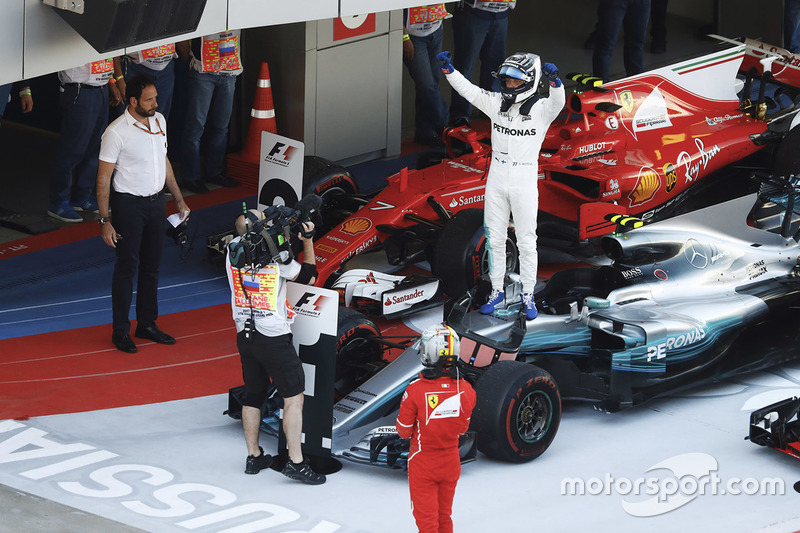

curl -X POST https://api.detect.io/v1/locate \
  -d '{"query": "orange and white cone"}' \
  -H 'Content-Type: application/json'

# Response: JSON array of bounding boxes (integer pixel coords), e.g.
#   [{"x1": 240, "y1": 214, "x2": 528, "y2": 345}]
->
[
  {"x1": 241, "y1": 62, "x2": 277, "y2": 163},
  {"x1": 228, "y1": 62, "x2": 277, "y2": 187}
]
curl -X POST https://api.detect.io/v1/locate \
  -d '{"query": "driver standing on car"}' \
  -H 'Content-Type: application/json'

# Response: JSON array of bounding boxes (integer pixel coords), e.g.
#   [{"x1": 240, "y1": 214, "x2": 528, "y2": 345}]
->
[
  {"x1": 396, "y1": 325, "x2": 476, "y2": 533},
  {"x1": 437, "y1": 51, "x2": 565, "y2": 319},
  {"x1": 225, "y1": 209, "x2": 325, "y2": 485}
]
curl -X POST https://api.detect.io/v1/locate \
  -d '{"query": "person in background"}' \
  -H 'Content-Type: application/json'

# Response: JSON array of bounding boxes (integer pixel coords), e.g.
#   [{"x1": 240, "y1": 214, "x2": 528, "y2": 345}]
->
[
  {"x1": 592, "y1": 0, "x2": 652, "y2": 82},
  {"x1": 0, "y1": 81, "x2": 33, "y2": 127},
  {"x1": 448, "y1": 0, "x2": 515, "y2": 127},
  {"x1": 403, "y1": 4, "x2": 451, "y2": 146},
  {"x1": 48, "y1": 60, "x2": 123, "y2": 223},
  {"x1": 438, "y1": 50, "x2": 565, "y2": 319},
  {"x1": 112, "y1": 44, "x2": 178, "y2": 121},
  {"x1": 396, "y1": 325, "x2": 476, "y2": 533},
  {"x1": 177, "y1": 31, "x2": 242, "y2": 195},
  {"x1": 785, "y1": 0, "x2": 800, "y2": 54},
  {"x1": 96, "y1": 74, "x2": 190, "y2": 354}
]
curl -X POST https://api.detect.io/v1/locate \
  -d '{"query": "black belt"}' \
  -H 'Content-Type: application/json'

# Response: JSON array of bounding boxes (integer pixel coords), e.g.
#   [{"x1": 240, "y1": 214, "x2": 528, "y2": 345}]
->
[
  {"x1": 62, "y1": 83, "x2": 105, "y2": 89},
  {"x1": 115, "y1": 190, "x2": 163, "y2": 201}
]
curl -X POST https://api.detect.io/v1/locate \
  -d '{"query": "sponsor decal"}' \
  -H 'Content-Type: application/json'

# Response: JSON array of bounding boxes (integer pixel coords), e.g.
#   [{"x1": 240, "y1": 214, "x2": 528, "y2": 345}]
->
[
  {"x1": 705, "y1": 113, "x2": 744, "y2": 126},
  {"x1": 316, "y1": 244, "x2": 337, "y2": 254},
  {"x1": 602, "y1": 178, "x2": 621, "y2": 198},
  {"x1": 341, "y1": 235, "x2": 379, "y2": 263},
  {"x1": 647, "y1": 327, "x2": 706, "y2": 361},
  {"x1": 493, "y1": 123, "x2": 537, "y2": 136},
  {"x1": 340, "y1": 217, "x2": 372, "y2": 236},
  {"x1": 621, "y1": 267, "x2": 643, "y2": 280},
  {"x1": 263, "y1": 141, "x2": 298, "y2": 167},
  {"x1": 684, "y1": 239, "x2": 708, "y2": 269},
  {"x1": 747, "y1": 259, "x2": 767, "y2": 280},
  {"x1": 605, "y1": 115, "x2": 620, "y2": 130},
  {"x1": 677, "y1": 138, "x2": 720, "y2": 183},
  {"x1": 711, "y1": 250, "x2": 729, "y2": 264},
  {"x1": 578, "y1": 142, "x2": 609, "y2": 155},
  {"x1": 628, "y1": 167, "x2": 661, "y2": 207},
  {"x1": 654, "y1": 268, "x2": 669, "y2": 281},
  {"x1": 599, "y1": 158, "x2": 618, "y2": 166},
  {"x1": 632, "y1": 88, "x2": 672, "y2": 136},
  {"x1": 382, "y1": 280, "x2": 439, "y2": 315},
  {"x1": 664, "y1": 163, "x2": 677, "y2": 193},
  {"x1": 620, "y1": 90, "x2": 634, "y2": 113},
  {"x1": 313, "y1": 174, "x2": 344, "y2": 193},
  {"x1": 447, "y1": 161, "x2": 485, "y2": 173},
  {"x1": 327, "y1": 235, "x2": 349, "y2": 244},
  {"x1": 448, "y1": 193, "x2": 485, "y2": 208}
]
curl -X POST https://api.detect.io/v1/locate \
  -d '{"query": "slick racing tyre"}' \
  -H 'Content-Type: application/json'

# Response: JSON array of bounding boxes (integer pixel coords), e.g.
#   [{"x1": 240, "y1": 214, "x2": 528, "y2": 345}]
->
[
  {"x1": 304, "y1": 156, "x2": 360, "y2": 236},
  {"x1": 431, "y1": 208, "x2": 518, "y2": 298},
  {"x1": 472, "y1": 361, "x2": 561, "y2": 463},
  {"x1": 335, "y1": 308, "x2": 383, "y2": 400}
]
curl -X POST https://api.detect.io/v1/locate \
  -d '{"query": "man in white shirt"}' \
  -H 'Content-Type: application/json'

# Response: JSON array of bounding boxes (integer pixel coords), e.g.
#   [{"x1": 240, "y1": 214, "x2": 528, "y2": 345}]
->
[{"x1": 96, "y1": 74, "x2": 191, "y2": 353}]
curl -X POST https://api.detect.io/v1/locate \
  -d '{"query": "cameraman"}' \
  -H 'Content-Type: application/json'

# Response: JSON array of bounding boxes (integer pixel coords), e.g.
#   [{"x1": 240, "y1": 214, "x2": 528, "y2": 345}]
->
[{"x1": 225, "y1": 209, "x2": 326, "y2": 485}]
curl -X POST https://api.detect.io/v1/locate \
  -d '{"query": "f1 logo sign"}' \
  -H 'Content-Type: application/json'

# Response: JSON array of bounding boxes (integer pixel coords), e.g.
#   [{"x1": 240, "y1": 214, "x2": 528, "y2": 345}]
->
[
  {"x1": 333, "y1": 14, "x2": 376, "y2": 41},
  {"x1": 267, "y1": 142, "x2": 297, "y2": 162}
]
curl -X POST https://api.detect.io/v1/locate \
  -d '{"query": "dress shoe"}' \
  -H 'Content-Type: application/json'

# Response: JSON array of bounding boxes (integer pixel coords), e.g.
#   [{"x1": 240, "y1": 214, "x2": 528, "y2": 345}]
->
[
  {"x1": 135, "y1": 324, "x2": 176, "y2": 345},
  {"x1": 183, "y1": 180, "x2": 210, "y2": 194},
  {"x1": 208, "y1": 173, "x2": 239, "y2": 187},
  {"x1": 112, "y1": 333, "x2": 138, "y2": 353}
]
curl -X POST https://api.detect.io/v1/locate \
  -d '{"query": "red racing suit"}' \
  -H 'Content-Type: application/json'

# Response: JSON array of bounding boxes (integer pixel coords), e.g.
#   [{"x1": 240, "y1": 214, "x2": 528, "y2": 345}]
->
[{"x1": 396, "y1": 373, "x2": 477, "y2": 533}]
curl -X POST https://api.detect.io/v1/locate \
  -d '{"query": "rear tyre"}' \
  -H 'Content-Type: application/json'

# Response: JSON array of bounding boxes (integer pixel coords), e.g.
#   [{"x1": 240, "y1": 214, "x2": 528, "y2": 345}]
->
[
  {"x1": 431, "y1": 208, "x2": 518, "y2": 298},
  {"x1": 472, "y1": 361, "x2": 561, "y2": 463},
  {"x1": 334, "y1": 308, "x2": 383, "y2": 400}
]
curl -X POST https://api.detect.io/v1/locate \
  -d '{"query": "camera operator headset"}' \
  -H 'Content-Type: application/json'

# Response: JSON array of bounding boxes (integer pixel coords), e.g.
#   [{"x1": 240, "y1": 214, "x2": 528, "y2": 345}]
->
[{"x1": 224, "y1": 196, "x2": 327, "y2": 485}]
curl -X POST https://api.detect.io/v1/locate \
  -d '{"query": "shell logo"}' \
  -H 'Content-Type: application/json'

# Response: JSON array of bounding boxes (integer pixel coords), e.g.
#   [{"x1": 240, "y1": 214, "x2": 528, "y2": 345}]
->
[
  {"x1": 340, "y1": 217, "x2": 372, "y2": 235},
  {"x1": 628, "y1": 167, "x2": 660, "y2": 207}
]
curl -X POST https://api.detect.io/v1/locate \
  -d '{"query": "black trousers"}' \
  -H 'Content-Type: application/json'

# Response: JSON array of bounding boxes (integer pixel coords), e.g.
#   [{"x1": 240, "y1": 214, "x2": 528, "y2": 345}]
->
[{"x1": 110, "y1": 192, "x2": 166, "y2": 335}]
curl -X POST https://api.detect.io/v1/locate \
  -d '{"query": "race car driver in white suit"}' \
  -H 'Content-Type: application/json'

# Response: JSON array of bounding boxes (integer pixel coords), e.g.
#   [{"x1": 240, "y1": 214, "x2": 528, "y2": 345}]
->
[{"x1": 438, "y1": 50, "x2": 565, "y2": 319}]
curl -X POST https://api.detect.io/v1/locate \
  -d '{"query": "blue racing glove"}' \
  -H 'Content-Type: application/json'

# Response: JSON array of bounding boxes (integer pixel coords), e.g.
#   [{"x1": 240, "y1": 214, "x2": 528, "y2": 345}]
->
[
  {"x1": 437, "y1": 51, "x2": 454, "y2": 74},
  {"x1": 542, "y1": 62, "x2": 562, "y2": 88}
]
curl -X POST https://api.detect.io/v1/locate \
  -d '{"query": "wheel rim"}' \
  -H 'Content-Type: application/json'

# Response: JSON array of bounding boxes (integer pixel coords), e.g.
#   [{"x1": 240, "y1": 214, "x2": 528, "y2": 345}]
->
[
  {"x1": 479, "y1": 235, "x2": 519, "y2": 277},
  {"x1": 516, "y1": 390, "x2": 552, "y2": 444}
]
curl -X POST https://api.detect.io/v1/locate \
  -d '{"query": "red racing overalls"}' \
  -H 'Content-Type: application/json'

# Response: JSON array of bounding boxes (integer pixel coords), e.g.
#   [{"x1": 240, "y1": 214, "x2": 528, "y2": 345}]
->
[{"x1": 396, "y1": 373, "x2": 476, "y2": 533}]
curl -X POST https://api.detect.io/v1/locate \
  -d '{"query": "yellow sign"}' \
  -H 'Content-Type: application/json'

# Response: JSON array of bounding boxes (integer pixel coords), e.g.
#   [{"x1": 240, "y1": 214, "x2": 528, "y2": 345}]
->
[{"x1": 427, "y1": 394, "x2": 439, "y2": 410}]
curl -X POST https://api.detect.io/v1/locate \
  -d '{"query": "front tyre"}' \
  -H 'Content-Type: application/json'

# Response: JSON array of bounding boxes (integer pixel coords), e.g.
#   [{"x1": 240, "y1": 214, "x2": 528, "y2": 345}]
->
[
  {"x1": 472, "y1": 361, "x2": 561, "y2": 462},
  {"x1": 334, "y1": 308, "x2": 383, "y2": 401}
]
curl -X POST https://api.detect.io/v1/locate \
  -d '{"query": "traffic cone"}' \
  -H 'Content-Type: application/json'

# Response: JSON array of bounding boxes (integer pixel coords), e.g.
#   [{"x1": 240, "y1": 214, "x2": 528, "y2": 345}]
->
[{"x1": 227, "y1": 61, "x2": 277, "y2": 187}]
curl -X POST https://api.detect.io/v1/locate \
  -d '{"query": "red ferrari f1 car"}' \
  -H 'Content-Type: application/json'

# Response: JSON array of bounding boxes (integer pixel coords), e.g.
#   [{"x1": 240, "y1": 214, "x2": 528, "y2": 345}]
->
[{"x1": 306, "y1": 40, "x2": 800, "y2": 298}]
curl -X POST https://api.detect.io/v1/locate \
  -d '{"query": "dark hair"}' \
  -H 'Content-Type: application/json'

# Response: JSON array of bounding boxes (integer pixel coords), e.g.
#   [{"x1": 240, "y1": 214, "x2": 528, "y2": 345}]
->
[{"x1": 125, "y1": 74, "x2": 156, "y2": 103}]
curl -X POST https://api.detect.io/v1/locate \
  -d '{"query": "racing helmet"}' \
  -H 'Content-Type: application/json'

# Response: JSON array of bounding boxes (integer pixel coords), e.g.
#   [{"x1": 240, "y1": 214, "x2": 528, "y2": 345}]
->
[
  {"x1": 495, "y1": 52, "x2": 542, "y2": 106},
  {"x1": 419, "y1": 324, "x2": 460, "y2": 376}
]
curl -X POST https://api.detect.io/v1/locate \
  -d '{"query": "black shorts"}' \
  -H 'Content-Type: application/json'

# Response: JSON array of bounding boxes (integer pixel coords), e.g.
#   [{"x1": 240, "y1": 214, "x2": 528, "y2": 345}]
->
[{"x1": 237, "y1": 331, "x2": 305, "y2": 404}]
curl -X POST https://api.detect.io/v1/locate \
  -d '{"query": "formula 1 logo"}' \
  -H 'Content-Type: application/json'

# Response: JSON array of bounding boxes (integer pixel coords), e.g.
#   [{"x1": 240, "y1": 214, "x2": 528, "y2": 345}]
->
[
  {"x1": 292, "y1": 292, "x2": 331, "y2": 317},
  {"x1": 264, "y1": 142, "x2": 298, "y2": 167}
]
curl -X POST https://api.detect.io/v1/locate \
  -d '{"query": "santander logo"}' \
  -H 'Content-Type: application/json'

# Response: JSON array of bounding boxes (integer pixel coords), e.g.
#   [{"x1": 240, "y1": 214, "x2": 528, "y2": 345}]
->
[{"x1": 385, "y1": 288, "x2": 424, "y2": 306}]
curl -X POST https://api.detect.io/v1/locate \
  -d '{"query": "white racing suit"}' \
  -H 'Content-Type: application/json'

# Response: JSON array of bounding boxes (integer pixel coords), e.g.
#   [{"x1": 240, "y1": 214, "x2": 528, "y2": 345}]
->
[{"x1": 444, "y1": 69, "x2": 565, "y2": 292}]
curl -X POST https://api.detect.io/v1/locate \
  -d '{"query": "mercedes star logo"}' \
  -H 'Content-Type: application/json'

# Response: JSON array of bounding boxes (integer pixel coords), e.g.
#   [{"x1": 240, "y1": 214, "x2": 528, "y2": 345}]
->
[{"x1": 684, "y1": 239, "x2": 708, "y2": 269}]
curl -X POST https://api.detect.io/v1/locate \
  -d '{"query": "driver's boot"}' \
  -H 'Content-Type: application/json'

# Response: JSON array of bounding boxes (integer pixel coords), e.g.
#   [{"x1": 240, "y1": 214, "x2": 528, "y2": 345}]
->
[{"x1": 480, "y1": 289, "x2": 505, "y2": 314}]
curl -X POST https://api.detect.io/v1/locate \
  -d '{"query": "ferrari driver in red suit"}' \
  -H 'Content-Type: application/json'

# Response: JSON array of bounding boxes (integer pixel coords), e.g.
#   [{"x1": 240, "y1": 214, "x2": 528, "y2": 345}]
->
[{"x1": 396, "y1": 325, "x2": 476, "y2": 533}]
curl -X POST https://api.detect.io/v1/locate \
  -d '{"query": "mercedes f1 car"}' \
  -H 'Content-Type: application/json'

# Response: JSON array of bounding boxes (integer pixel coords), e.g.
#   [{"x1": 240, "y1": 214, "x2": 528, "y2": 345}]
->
[{"x1": 327, "y1": 170, "x2": 800, "y2": 465}]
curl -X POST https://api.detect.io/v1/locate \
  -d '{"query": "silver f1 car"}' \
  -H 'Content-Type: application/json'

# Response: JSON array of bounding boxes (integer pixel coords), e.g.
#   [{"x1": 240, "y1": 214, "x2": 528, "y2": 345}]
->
[{"x1": 329, "y1": 170, "x2": 800, "y2": 465}]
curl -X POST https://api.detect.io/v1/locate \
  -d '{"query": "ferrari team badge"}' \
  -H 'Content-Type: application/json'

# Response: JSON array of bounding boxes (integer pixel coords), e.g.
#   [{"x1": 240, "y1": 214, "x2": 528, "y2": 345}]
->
[
  {"x1": 427, "y1": 394, "x2": 439, "y2": 409},
  {"x1": 620, "y1": 90, "x2": 634, "y2": 114}
]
